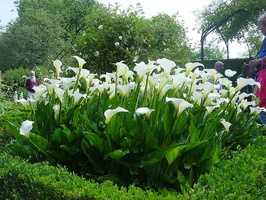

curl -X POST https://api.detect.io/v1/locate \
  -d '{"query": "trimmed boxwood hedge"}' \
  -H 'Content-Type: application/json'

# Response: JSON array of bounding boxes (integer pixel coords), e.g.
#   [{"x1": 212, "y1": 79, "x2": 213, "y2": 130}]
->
[
  {"x1": 1, "y1": 136, "x2": 266, "y2": 199},
  {"x1": 0, "y1": 154, "x2": 183, "y2": 200}
]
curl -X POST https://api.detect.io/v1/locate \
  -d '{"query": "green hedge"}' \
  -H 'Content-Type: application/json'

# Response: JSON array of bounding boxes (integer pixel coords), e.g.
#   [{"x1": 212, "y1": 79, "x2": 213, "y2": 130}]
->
[
  {"x1": 0, "y1": 154, "x2": 183, "y2": 200},
  {"x1": 1, "y1": 137, "x2": 265, "y2": 199},
  {"x1": 185, "y1": 136, "x2": 266, "y2": 199}
]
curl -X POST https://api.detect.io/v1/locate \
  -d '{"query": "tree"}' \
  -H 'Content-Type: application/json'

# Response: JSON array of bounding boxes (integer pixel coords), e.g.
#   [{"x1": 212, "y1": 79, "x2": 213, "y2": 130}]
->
[
  {"x1": 197, "y1": 0, "x2": 266, "y2": 62},
  {"x1": 191, "y1": 39, "x2": 226, "y2": 61},
  {"x1": 0, "y1": 7, "x2": 66, "y2": 70}
]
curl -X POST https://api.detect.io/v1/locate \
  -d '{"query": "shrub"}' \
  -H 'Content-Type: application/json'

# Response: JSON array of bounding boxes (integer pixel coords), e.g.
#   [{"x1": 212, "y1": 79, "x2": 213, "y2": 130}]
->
[
  {"x1": 75, "y1": 3, "x2": 190, "y2": 73},
  {"x1": 185, "y1": 136, "x2": 266, "y2": 199},
  {"x1": 0, "y1": 153, "x2": 181, "y2": 200}
]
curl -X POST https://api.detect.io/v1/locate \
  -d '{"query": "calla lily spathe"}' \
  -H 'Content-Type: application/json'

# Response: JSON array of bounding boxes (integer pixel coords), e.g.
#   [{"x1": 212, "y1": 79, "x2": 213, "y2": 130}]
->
[
  {"x1": 136, "y1": 107, "x2": 155, "y2": 118},
  {"x1": 235, "y1": 78, "x2": 260, "y2": 92},
  {"x1": 185, "y1": 62, "x2": 204, "y2": 76},
  {"x1": 221, "y1": 118, "x2": 231, "y2": 133},
  {"x1": 224, "y1": 69, "x2": 237, "y2": 77},
  {"x1": 104, "y1": 107, "x2": 129, "y2": 124},
  {"x1": 53, "y1": 60, "x2": 62, "y2": 78},
  {"x1": 73, "y1": 56, "x2": 86, "y2": 71},
  {"x1": 157, "y1": 58, "x2": 176, "y2": 77},
  {"x1": 20, "y1": 120, "x2": 34, "y2": 138}
]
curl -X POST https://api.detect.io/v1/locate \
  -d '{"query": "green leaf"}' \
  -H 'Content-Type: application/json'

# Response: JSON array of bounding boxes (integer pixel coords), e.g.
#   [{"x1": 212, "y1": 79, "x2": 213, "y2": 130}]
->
[
  {"x1": 6, "y1": 142, "x2": 36, "y2": 157},
  {"x1": 81, "y1": 139, "x2": 105, "y2": 174},
  {"x1": 52, "y1": 128, "x2": 63, "y2": 142},
  {"x1": 83, "y1": 131, "x2": 105, "y2": 153},
  {"x1": 188, "y1": 117, "x2": 200, "y2": 142},
  {"x1": 29, "y1": 133, "x2": 50, "y2": 151},
  {"x1": 109, "y1": 149, "x2": 129, "y2": 162},
  {"x1": 61, "y1": 145, "x2": 80, "y2": 156},
  {"x1": 166, "y1": 145, "x2": 186, "y2": 166}
]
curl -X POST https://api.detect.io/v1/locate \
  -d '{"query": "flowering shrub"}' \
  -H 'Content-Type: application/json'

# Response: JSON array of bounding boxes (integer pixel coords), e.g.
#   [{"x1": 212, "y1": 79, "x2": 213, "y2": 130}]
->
[
  {"x1": 6, "y1": 56, "x2": 264, "y2": 191},
  {"x1": 75, "y1": 3, "x2": 190, "y2": 73}
]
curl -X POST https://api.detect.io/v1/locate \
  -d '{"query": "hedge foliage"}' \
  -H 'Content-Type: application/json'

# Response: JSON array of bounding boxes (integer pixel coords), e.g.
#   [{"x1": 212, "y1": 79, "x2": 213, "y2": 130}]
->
[
  {"x1": 0, "y1": 153, "x2": 182, "y2": 200},
  {"x1": 186, "y1": 136, "x2": 266, "y2": 199},
  {"x1": 1, "y1": 136, "x2": 265, "y2": 199}
]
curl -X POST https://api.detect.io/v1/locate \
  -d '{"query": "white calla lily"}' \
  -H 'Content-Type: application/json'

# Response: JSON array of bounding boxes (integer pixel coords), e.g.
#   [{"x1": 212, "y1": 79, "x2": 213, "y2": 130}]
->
[
  {"x1": 224, "y1": 69, "x2": 237, "y2": 77},
  {"x1": 73, "y1": 56, "x2": 86, "y2": 71},
  {"x1": 235, "y1": 78, "x2": 260, "y2": 92},
  {"x1": 221, "y1": 118, "x2": 231, "y2": 133},
  {"x1": 185, "y1": 62, "x2": 204, "y2": 76},
  {"x1": 104, "y1": 107, "x2": 129, "y2": 124},
  {"x1": 157, "y1": 58, "x2": 176, "y2": 77},
  {"x1": 20, "y1": 120, "x2": 34, "y2": 138},
  {"x1": 136, "y1": 107, "x2": 155, "y2": 118},
  {"x1": 53, "y1": 60, "x2": 62, "y2": 78}
]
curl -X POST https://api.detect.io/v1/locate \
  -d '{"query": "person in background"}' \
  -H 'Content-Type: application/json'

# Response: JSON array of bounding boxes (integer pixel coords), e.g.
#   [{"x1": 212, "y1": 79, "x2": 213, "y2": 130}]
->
[
  {"x1": 214, "y1": 61, "x2": 224, "y2": 73},
  {"x1": 26, "y1": 71, "x2": 40, "y2": 99},
  {"x1": 249, "y1": 12, "x2": 266, "y2": 124},
  {"x1": 237, "y1": 64, "x2": 252, "y2": 101}
]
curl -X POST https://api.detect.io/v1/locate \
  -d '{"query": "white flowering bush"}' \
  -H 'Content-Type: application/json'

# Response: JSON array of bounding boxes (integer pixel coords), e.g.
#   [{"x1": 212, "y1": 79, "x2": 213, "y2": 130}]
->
[
  {"x1": 7, "y1": 56, "x2": 264, "y2": 191},
  {"x1": 75, "y1": 3, "x2": 190, "y2": 74}
]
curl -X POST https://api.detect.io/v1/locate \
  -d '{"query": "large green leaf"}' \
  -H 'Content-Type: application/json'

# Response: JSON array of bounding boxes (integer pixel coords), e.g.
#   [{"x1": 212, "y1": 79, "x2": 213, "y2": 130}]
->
[
  {"x1": 29, "y1": 133, "x2": 50, "y2": 151},
  {"x1": 109, "y1": 149, "x2": 129, "y2": 162},
  {"x1": 83, "y1": 131, "x2": 105, "y2": 153},
  {"x1": 81, "y1": 138, "x2": 105, "y2": 174},
  {"x1": 6, "y1": 142, "x2": 36, "y2": 157},
  {"x1": 166, "y1": 145, "x2": 187, "y2": 166}
]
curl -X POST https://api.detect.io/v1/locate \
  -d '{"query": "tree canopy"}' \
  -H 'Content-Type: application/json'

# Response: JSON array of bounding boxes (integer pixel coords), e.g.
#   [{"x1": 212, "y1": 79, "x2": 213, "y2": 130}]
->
[{"x1": 197, "y1": 0, "x2": 266, "y2": 62}]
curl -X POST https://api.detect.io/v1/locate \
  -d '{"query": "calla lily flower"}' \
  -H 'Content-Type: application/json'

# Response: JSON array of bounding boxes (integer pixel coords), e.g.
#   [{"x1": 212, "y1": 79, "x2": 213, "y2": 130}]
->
[
  {"x1": 70, "y1": 89, "x2": 86, "y2": 105},
  {"x1": 60, "y1": 77, "x2": 76, "y2": 90},
  {"x1": 157, "y1": 58, "x2": 176, "y2": 77},
  {"x1": 199, "y1": 82, "x2": 215, "y2": 99},
  {"x1": 185, "y1": 62, "x2": 204, "y2": 76},
  {"x1": 32, "y1": 85, "x2": 47, "y2": 100},
  {"x1": 116, "y1": 61, "x2": 129, "y2": 82},
  {"x1": 16, "y1": 99, "x2": 28, "y2": 107},
  {"x1": 20, "y1": 120, "x2": 34, "y2": 138},
  {"x1": 219, "y1": 78, "x2": 232, "y2": 89},
  {"x1": 73, "y1": 56, "x2": 86, "y2": 71},
  {"x1": 221, "y1": 118, "x2": 231, "y2": 133},
  {"x1": 117, "y1": 84, "x2": 132, "y2": 98},
  {"x1": 225, "y1": 69, "x2": 237, "y2": 77},
  {"x1": 192, "y1": 91, "x2": 203, "y2": 104},
  {"x1": 80, "y1": 69, "x2": 90, "y2": 80},
  {"x1": 133, "y1": 62, "x2": 149, "y2": 82},
  {"x1": 235, "y1": 78, "x2": 260, "y2": 92},
  {"x1": 206, "y1": 105, "x2": 220, "y2": 115},
  {"x1": 136, "y1": 107, "x2": 155, "y2": 118},
  {"x1": 104, "y1": 107, "x2": 129, "y2": 124},
  {"x1": 172, "y1": 75, "x2": 188, "y2": 90},
  {"x1": 67, "y1": 67, "x2": 80, "y2": 75},
  {"x1": 53, "y1": 60, "x2": 62, "y2": 78},
  {"x1": 100, "y1": 74, "x2": 112, "y2": 84},
  {"x1": 53, "y1": 104, "x2": 60, "y2": 120},
  {"x1": 166, "y1": 97, "x2": 193, "y2": 116},
  {"x1": 55, "y1": 87, "x2": 65, "y2": 103}
]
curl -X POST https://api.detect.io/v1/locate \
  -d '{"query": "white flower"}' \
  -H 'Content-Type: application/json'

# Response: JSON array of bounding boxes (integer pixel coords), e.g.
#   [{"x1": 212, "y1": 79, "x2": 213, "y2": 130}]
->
[
  {"x1": 225, "y1": 69, "x2": 237, "y2": 77},
  {"x1": 115, "y1": 42, "x2": 120, "y2": 46},
  {"x1": 20, "y1": 120, "x2": 34, "y2": 138},
  {"x1": 53, "y1": 60, "x2": 62, "y2": 78},
  {"x1": 235, "y1": 77, "x2": 260, "y2": 92},
  {"x1": 94, "y1": 51, "x2": 100, "y2": 57},
  {"x1": 104, "y1": 107, "x2": 129, "y2": 124},
  {"x1": 98, "y1": 25, "x2": 103, "y2": 30},
  {"x1": 136, "y1": 107, "x2": 155, "y2": 118},
  {"x1": 221, "y1": 118, "x2": 231, "y2": 133},
  {"x1": 157, "y1": 58, "x2": 176, "y2": 77},
  {"x1": 73, "y1": 56, "x2": 86, "y2": 71},
  {"x1": 119, "y1": 36, "x2": 123, "y2": 40}
]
